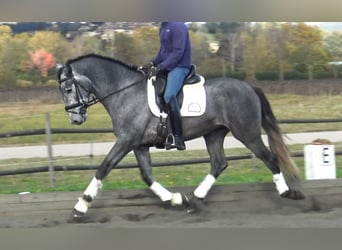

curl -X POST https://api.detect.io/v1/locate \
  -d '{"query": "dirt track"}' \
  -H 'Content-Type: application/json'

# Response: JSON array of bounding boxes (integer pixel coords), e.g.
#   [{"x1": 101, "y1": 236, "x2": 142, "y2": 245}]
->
[{"x1": 1, "y1": 179, "x2": 342, "y2": 228}]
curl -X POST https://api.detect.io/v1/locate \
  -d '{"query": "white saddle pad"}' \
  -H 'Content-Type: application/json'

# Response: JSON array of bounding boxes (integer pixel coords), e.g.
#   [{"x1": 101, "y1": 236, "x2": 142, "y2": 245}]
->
[{"x1": 147, "y1": 76, "x2": 206, "y2": 117}]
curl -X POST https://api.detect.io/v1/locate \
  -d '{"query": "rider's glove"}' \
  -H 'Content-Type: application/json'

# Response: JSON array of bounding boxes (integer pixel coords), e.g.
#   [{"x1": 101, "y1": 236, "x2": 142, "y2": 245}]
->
[
  {"x1": 148, "y1": 66, "x2": 159, "y2": 79},
  {"x1": 139, "y1": 62, "x2": 154, "y2": 74}
]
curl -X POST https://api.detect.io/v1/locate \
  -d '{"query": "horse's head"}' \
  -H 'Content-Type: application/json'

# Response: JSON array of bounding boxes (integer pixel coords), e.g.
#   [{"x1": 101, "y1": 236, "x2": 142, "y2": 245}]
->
[{"x1": 56, "y1": 63, "x2": 93, "y2": 125}]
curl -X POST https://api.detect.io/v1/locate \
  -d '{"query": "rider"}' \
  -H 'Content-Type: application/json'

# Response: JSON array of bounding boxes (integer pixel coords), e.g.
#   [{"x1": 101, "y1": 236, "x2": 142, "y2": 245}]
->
[{"x1": 144, "y1": 22, "x2": 192, "y2": 150}]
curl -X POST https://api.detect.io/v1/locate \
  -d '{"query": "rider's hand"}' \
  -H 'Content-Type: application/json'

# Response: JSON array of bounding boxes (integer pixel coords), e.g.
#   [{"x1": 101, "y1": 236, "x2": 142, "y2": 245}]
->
[
  {"x1": 139, "y1": 62, "x2": 154, "y2": 73},
  {"x1": 148, "y1": 66, "x2": 159, "y2": 79}
]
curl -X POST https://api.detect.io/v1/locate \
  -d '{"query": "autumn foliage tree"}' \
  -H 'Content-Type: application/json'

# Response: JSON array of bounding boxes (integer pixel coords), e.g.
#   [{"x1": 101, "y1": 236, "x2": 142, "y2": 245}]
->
[
  {"x1": 282, "y1": 22, "x2": 329, "y2": 80},
  {"x1": 27, "y1": 48, "x2": 56, "y2": 78},
  {"x1": 0, "y1": 22, "x2": 341, "y2": 88}
]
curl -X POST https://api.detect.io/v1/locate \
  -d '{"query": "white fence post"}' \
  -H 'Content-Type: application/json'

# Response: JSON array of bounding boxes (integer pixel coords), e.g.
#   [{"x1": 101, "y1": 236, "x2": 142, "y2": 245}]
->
[{"x1": 45, "y1": 112, "x2": 55, "y2": 187}]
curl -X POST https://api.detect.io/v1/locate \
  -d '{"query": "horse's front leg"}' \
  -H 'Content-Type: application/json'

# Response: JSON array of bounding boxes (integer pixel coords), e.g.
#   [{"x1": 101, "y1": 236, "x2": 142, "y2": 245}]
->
[
  {"x1": 134, "y1": 147, "x2": 189, "y2": 208},
  {"x1": 72, "y1": 139, "x2": 132, "y2": 218}
]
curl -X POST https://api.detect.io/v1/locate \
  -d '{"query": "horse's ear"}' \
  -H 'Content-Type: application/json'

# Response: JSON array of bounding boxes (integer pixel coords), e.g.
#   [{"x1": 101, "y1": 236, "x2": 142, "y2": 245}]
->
[
  {"x1": 56, "y1": 63, "x2": 64, "y2": 72},
  {"x1": 64, "y1": 63, "x2": 73, "y2": 76},
  {"x1": 56, "y1": 64, "x2": 64, "y2": 83}
]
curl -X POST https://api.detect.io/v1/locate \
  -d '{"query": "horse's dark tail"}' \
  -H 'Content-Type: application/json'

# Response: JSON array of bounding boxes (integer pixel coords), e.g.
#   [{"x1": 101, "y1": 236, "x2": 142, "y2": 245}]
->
[{"x1": 253, "y1": 86, "x2": 299, "y2": 181}]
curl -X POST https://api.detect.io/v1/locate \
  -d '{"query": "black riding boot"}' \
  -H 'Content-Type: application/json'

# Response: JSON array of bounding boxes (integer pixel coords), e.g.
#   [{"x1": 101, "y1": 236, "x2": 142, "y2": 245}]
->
[{"x1": 165, "y1": 96, "x2": 186, "y2": 150}]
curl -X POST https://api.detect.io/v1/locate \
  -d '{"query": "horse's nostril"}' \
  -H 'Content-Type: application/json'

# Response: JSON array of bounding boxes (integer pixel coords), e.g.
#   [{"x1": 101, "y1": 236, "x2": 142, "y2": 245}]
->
[
  {"x1": 69, "y1": 113, "x2": 86, "y2": 125},
  {"x1": 70, "y1": 117, "x2": 83, "y2": 125}
]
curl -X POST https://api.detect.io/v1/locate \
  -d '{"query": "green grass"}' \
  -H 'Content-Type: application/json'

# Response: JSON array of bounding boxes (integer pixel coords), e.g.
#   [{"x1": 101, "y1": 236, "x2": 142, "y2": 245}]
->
[
  {"x1": 0, "y1": 94, "x2": 341, "y2": 146},
  {"x1": 0, "y1": 143, "x2": 341, "y2": 194},
  {"x1": 0, "y1": 94, "x2": 341, "y2": 194},
  {"x1": 0, "y1": 102, "x2": 113, "y2": 146},
  {"x1": 268, "y1": 94, "x2": 342, "y2": 133}
]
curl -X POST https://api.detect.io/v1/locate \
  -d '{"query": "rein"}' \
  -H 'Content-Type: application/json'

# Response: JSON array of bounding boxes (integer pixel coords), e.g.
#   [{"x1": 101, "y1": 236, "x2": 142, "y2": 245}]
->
[
  {"x1": 94, "y1": 73, "x2": 146, "y2": 104},
  {"x1": 59, "y1": 71, "x2": 147, "y2": 114}
]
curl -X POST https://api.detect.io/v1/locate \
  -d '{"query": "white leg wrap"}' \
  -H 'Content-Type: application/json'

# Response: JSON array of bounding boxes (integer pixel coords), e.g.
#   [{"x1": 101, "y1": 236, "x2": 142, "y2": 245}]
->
[
  {"x1": 149, "y1": 182, "x2": 172, "y2": 202},
  {"x1": 171, "y1": 192, "x2": 183, "y2": 206},
  {"x1": 74, "y1": 177, "x2": 102, "y2": 214},
  {"x1": 84, "y1": 176, "x2": 103, "y2": 199},
  {"x1": 74, "y1": 197, "x2": 90, "y2": 214},
  {"x1": 194, "y1": 174, "x2": 216, "y2": 199},
  {"x1": 273, "y1": 173, "x2": 289, "y2": 195}
]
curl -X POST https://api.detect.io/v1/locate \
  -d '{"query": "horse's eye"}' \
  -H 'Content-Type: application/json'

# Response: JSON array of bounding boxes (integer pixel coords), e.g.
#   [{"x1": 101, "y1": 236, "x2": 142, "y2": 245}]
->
[{"x1": 65, "y1": 87, "x2": 72, "y2": 94}]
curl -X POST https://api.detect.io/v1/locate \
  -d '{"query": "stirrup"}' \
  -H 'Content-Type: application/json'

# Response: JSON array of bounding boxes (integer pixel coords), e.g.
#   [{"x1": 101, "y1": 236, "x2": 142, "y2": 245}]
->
[{"x1": 165, "y1": 134, "x2": 186, "y2": 151}]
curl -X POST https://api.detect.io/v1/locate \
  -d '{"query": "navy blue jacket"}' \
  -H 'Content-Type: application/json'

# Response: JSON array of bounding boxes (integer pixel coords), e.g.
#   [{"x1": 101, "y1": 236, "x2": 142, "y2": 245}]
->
[{"x1": 153, "y1": 22, "x2": 191, "y2": 71}]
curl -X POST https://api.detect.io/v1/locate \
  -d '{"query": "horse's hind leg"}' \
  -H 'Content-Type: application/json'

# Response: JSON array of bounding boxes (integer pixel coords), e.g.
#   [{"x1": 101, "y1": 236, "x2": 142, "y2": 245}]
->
[
  {"x1": 242, "y1": 136, "x2": 304, "y2": 199},
  {"x1": 191, "y1": 129, "x2": 229, "y2": 205}
]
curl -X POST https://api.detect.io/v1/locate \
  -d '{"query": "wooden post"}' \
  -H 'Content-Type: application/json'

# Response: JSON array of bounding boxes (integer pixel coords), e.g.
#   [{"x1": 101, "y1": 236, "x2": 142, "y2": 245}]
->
[
  {"x1": 251, "y1": 153, "x2": 258, "y2": 170},
  {"x1": 45, "y1": 112, "x2": 55, "y2": 187}
]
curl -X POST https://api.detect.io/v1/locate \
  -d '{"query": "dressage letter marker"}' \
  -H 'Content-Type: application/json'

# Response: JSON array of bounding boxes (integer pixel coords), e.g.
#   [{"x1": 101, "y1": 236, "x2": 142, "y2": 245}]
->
[{"x1": 304, "y1": 144, "x2": 336, "y2": 180}]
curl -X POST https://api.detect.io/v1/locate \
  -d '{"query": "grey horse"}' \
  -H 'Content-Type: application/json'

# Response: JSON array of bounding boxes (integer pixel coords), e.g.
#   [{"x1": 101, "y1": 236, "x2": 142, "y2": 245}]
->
[{"x1": 56, "y1": 54, "x2": 305, "y2": 219}]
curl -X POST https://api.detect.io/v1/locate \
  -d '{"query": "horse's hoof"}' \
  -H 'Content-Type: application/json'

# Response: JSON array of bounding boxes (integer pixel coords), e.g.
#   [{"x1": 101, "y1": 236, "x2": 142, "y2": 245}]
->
[
  {"x1": 180, "y1": 194, "x2": 197, "y2": 214},
  {"x1": 168, "y1": 193, "x2": 192, "y2": 212},
  {"x1": 186, "y1": 196, "x2": 206, "y2": 214},
  {"x1": 69, "y1": 209, "x2": 85, "y2": 222},
  {"x1": 181, "y1": 193, "x2": 190, "y2": 207},
  {"x1": 186, "y1": 206, "x2": 197, "y2": 214},
  {"x1": 280, "y1": 189, "x2": 306, "y2": 200}
]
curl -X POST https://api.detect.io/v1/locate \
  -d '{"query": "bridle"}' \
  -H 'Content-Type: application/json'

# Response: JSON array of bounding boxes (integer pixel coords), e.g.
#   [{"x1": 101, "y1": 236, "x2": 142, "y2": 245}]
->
[
  {"x1": 58, "y1": 68, "x2": 146, "y2": 115},
  {"x1": 58, "y1": 75, "x2": 97, "y2": 115}
]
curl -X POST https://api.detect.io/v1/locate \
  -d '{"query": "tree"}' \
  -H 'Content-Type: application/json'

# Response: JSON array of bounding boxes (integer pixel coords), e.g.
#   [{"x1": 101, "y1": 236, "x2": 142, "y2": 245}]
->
[
  {"x1": 323, "y1": 31, "x2": 342, "y2": 78},
  {"x1": 269, "y1": 23, "x2": 290, "y2": 80},
  {"x1": 132, "y1": 26, "x2": 159, "y2": 64},
  {"x1": 12, "y1": 33, "x2": 31, "y2": 72},
  {"x1": 28, "y1": 31, "x2": 70, "y2": 63},
  {"x1": 0, "y1": 25, "x2": 12, "y2": 37},
  {"x1": 207, "y1": 22, "x2": 245, "y2": 77},
  {"x1": 27, "y1": 48, "x2": 56, "y2": 78},
  {"x1": 0, "y1": 25, "x2": 16, "y2": 87},
  {"x1": 113, "y1": 32, "x2": 138, "y2": 63},
  {"x1": 282, "y1": 22, "x2": 329, "y2": 80},
  {"x1": 240, "y1": 28, "x2": 257, "y2": 80},
  {"x1": 189, "y1": 30, "x2": 211, "y2": 70},
  {"x1": 81, "y1": 35, "x2": 105, "y2": 55}
]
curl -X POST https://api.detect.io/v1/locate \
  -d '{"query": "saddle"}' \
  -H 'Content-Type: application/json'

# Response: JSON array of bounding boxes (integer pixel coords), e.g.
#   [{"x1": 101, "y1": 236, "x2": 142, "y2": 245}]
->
[
  {"x1": 153, "y1": 65, "x2": 202, "y2": 113},
  {"x1": 150, "y1": 65, "x2": 203, "y2": 148}
]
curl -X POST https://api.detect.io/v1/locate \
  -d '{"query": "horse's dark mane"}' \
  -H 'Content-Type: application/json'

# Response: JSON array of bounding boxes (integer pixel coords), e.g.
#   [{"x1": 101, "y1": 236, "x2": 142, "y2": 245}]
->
[{"x1": 66, "y1": 53, "x2": 139, "y2": 72}]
